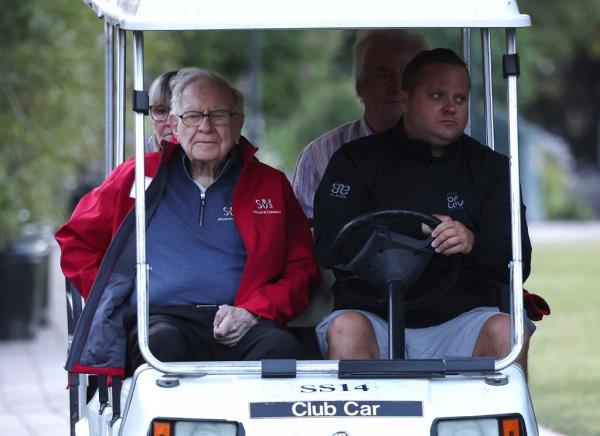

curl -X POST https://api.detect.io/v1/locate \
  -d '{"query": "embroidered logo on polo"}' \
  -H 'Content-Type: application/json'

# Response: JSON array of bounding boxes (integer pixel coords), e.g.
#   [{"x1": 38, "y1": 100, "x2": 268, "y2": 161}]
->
[
  {"x1": 330, "y1": 182, "x2": 351, "y2": 199},
  {"x1": 217, "y1": 206, "x2": 234, "y2": 221},
  {"x1": 447, "y1": 192, "x2": 465, "y2": 210},
  {"x1": 253, "y1": 198, "x2": 282, "y2": 215}
]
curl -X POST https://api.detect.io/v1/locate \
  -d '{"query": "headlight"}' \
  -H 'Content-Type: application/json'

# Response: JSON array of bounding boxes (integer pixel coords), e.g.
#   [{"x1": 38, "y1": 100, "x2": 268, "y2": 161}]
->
[
  {"x1": 152, "y1": 419, "x2": 240, "y2": 436},
  {"x1": 436, "y1": 416, "x2": 523, "y2": 436},
  {"x1": 437, "y1": 418, "x2": 498, "y2": 436}
]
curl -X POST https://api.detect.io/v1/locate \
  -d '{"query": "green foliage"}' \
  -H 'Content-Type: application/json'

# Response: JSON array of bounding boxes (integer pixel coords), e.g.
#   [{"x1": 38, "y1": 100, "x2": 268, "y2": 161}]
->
[
  {"x1": 518, "y1": 0, "x2": 600, "y2": 104},
  {"x1": 0, "y1": 0, "x2": 105, "y2": 247},
  {"x1": 0, "y1": 168, "x2": 19, "y2": 248},
  {"x1": 528, "y1": 241, "x2": 600, "y2": 436},
  {"x1": 264, "y1": 80, "x2": 361, "y2": 172},
  {"x1": 541, "y1": 155, "x2": 594, "y2": 220},
  {"x1": 520, "y1": 0, "x2": 600, "y2": 59}
]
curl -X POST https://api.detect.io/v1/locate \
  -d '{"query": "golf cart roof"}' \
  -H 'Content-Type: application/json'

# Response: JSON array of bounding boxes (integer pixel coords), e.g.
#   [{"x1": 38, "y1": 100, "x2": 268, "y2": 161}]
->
[{"x1": 84, "y1": 0, "x2": 531, "y2": 31}]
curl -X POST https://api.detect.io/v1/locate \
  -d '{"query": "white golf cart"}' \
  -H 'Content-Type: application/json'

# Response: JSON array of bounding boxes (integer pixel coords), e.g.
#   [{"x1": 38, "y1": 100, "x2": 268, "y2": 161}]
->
[{"x1": 66, "y1": 0, "x2": 537, "y2": 435}]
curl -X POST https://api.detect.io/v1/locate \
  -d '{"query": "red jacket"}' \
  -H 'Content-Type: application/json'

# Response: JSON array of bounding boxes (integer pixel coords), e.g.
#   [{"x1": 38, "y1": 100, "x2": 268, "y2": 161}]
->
[{"x1": 57, "y1": 138, "x2": 321, "y2": 375}]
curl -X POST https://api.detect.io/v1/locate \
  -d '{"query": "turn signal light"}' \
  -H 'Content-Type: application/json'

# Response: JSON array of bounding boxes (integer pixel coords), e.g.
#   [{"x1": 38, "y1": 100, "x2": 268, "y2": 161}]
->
[
  {"x1": 152, "y1": 421, "x2": 172, "y2": 436},
  {"x1": 501, "y1": 417, "x2": 521, "y2": 436}
]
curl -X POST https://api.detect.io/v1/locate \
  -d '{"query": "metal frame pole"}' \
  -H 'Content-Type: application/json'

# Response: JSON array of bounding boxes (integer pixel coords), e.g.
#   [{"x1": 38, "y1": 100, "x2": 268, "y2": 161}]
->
[
  {"x1": 496, "y1": 28, "x2": 525, "y2": 371},
  {"x1": 115, "y1": 28, "x2": 127, "y2": 167},
  {"x1": 104, "y1": 22, "x2": 114, "y2": 178},
  {"x1": 131, "y1": 30, "x2": 156, "y2": 373},
  {"x1": 461, "y1": 28, "x2": 472, "y2": 136},
  {"x1": 481, "y1": 28, "x2": 495, "y2": 149}
]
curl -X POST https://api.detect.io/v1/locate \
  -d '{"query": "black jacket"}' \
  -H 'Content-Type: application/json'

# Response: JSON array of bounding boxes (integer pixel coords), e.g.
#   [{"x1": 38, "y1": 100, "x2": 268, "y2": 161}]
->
[{"x1": 313, "y1": 121, "x2": 531, "y2": 327}]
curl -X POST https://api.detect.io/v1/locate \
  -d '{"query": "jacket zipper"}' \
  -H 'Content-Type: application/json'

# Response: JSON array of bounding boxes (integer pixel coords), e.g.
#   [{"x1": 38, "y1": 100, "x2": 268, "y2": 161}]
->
[
  {"x1": 186, "y1": 152, "x2": 236, "y2": 227},
  {"x1": 199, "y1": 192, "x2": 206, "y2": 226}
]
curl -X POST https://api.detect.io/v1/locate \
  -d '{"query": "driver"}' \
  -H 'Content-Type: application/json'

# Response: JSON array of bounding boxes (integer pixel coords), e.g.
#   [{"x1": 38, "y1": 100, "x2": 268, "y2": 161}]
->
[{"x1": 312, "y1": 48, "x2": 532, "y2": 373}]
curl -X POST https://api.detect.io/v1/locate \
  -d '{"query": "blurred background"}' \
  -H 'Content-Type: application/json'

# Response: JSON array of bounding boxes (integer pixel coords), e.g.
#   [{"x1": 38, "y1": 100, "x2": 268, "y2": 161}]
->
[{"x1": 1, "y1": 0, "x2": 599, "y2": 435}]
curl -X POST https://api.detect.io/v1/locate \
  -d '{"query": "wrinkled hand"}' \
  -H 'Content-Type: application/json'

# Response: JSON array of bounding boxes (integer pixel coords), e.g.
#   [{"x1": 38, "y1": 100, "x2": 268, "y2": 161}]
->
[
  {"x1": 422, "y1": 214, "x2": 475, "y2": 256},
  {"x1": 213, "y1": 305, "x2": 259, "y2": 347}
]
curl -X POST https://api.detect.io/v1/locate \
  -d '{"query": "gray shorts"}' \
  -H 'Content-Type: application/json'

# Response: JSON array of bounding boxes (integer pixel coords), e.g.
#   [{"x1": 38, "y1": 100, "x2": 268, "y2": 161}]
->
[{"x1": 315, "y1": 307, "x2": 533, "y2": 359}]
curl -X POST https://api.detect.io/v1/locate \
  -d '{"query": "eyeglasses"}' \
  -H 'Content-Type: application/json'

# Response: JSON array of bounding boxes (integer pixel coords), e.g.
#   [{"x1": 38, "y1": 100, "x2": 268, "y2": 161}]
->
[
  {"x1": 177, "y1": 110, "x2": 239, "y2": 127},
  {"x1": 149, "y1": 105, "x2": 170, "y2": 122}
]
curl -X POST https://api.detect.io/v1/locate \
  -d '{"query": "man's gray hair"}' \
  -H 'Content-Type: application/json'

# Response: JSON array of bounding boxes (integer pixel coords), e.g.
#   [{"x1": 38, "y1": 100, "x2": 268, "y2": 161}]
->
[
  {"x1": 170, "y1": 67, "x2": 244, "y2": 115},
  {"x1": 353, "y1": 29, "x2": 428, "y2": 84}
]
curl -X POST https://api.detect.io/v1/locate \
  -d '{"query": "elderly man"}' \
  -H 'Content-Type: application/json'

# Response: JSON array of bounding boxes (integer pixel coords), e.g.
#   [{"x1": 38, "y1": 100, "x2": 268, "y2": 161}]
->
[
  {"x1": 292, "y1": 29, "x2": 427, "y2": 220},
  {"x1": 313, "y1": 49, "x2": 532, "y2": 373},
  {"x1": 57, "y1": 68, "x2": 320, "y2": 377}
]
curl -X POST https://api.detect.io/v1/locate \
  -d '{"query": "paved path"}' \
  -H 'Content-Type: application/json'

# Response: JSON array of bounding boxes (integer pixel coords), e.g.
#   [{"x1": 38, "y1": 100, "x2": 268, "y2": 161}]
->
[
  {"x1": 0, "y1": 242, "x2": 69, "y2": 436},
  {"x1": 1, "y1": 223, "x2": 585, "y2": 436}
]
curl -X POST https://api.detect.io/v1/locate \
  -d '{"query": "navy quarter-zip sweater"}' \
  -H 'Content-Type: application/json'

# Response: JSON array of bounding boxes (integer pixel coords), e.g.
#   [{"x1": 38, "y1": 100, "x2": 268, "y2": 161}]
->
[
  {"x1": 313, "y1": 121, "x2": 531, "y2": 328},
  {"x1": 130, "y1": 148, "x2": 246, "y2": 307}
]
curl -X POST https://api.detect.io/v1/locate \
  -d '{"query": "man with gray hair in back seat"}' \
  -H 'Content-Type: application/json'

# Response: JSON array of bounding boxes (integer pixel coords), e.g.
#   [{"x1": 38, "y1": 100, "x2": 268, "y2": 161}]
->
[{"x1": 292, "y1": 29, "x2": 428, "y2": 220}]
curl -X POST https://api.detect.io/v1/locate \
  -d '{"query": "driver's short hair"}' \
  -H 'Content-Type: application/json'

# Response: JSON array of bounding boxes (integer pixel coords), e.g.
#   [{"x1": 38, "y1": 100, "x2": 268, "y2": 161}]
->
[{"x1": 401, "y1": 48, "x2": 470, "y2": 93}]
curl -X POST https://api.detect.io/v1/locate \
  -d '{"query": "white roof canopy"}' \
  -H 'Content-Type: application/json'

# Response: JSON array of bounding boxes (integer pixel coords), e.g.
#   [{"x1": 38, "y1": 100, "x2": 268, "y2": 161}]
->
[{"x1": 84, "y1": 0, "x2": 531, "y2": 31}]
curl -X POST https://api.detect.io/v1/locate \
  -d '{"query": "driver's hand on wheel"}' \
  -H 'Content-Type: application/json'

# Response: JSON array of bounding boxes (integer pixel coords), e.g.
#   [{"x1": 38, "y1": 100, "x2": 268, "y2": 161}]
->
[
  {"x1": 213, "y1": 304, "x2": 259, "y2": 347},
  {"x1": 422, "y1": 214, "x2": 474, "y2": 255}
]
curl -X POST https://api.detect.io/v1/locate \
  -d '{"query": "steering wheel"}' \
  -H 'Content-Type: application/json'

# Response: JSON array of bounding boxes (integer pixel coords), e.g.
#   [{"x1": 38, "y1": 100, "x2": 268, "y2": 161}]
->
[{"x1": 331, "y1": 209, "x2": 460, "y2": 309}]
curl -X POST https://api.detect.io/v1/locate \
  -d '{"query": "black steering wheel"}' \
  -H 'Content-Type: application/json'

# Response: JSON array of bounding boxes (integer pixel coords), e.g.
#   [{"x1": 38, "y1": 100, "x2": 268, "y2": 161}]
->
[{"x1": 331, "y1": 209, "x2": 460, "y2": 309}]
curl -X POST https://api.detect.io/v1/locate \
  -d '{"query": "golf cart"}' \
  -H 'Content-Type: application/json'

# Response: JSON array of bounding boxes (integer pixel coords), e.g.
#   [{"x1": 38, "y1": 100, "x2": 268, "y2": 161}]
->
[{"x1": 66, "y1": 0, "x2": 537, "y2": 434}]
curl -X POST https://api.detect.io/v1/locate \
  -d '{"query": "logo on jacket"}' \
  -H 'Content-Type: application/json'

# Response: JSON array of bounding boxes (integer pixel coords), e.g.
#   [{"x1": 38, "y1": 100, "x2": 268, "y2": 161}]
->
[
  {"x1": 447, "y1": 192, "x2": 465, "y2": 210},
  {"x1": 253, "y1": 198, "x2": 282, "y2": 215},
  {"x1": 218, "y1": 206, "x2": 234, "y2": 221},
  {"x1": 256, "y1": 198, "x2": 273, "y2": 209},
  {"x1": 330, "y1": 183, "x2": 351, "y2": 200}
]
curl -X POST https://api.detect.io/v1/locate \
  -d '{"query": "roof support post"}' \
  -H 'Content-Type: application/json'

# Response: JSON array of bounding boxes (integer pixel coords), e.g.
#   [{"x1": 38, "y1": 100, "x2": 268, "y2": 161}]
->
[
  {"x1": 115, "y1": 28, "x2": 127, "y2": 167},
  {"x1": 481, "y1": 28, "x2": 495, "y2": 150},
  {"x1": 131, "y1": 30, "x2": 156, "y2": 374},
  {"x1": 496, "y1": 27, "x2": 525, "y2": 371},
  {"x1": 104, "y1": 22, "x2": 114, "y2": 178},
  {"x1": 461, "y1": 28, "x2": 472, "y2": 136}
]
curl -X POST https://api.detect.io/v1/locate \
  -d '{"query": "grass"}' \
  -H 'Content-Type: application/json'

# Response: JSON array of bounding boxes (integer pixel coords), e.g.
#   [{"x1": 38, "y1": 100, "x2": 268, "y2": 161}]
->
[{"x1": 527, "y1": 242, "x2": 600, "y2": 436}]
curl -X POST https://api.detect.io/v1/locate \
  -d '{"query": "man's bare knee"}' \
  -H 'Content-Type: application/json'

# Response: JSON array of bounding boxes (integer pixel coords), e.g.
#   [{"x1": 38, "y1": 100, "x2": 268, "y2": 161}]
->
[
  {"x1": 328, "y1": 311, "x2": 371, "y2": 334},
  {"x1": 474, "y1": 314, "x2": 511, "y2": 358},
  {"x1": 474, "y1": 313, "x2": 530, "y2": 372},
  {"x1": 326, "y1": 311, "x2": 379, "y2": 359}
]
